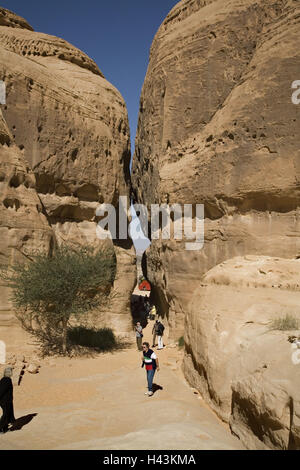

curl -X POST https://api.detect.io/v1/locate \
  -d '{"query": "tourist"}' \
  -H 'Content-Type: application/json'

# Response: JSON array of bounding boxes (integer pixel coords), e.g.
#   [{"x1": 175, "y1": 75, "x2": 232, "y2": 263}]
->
[
  {"x1": 149, "y1": 304, "x2": 157, "y2": 321},
  {"x1": 152, "y1": 319, "x2": 160, "y2": 347},
  {"x1": 157, "y1": 320, "x2": 165, "y2": 350},
  {"x1": 135, "y1": 322, "x2": 143, "y2": 351},
  {"x1": 141, "y1": 342, "x2": 159, "y2": 397},
  {"x1": 144, "y1": 299, "x2": 151, "y2": 319},
  {"x1": 0, "y1": 367, "x2": 16, "y2": 433}
]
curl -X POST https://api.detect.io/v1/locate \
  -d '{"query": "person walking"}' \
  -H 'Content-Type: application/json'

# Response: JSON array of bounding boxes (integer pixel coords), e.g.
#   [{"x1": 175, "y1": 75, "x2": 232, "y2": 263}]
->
[
  {"x1": 0, "y1": 367, "x2": 16, "y2": 433},
  {"x1": 157, "y1": 320, "x2": 165, "y2": 350},
  {"x1": 145, "y1": 299, "x2": 151, "y2": 320},
  {"x1": 141, "y1": 342, "x2": 159, "y2": 397},
  {"x1": 135, "y1": 322, "x2": 143, "y2": 351},
  {"x1": 152, "y1": 319, "x2": 160, "y2": 347},
  {"x1": 149, "y1": 304, "x2": 157, "y2": 321}
]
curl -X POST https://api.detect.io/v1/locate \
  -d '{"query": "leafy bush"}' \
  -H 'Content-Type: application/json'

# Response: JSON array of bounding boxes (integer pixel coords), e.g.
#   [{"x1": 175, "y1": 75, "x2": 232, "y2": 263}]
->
[
  {"x1": 68, "y1": 327, "x2": 117, "y2": 352},
  {"x1": 270, "y1": 314, "x2": 299, "y2": 331},
  {"x1": 0, "y1": 244, "x2": 116, "y2": 354},
  {"x1": 178, "y1": 336, "x2": 185, "y2": 348}
]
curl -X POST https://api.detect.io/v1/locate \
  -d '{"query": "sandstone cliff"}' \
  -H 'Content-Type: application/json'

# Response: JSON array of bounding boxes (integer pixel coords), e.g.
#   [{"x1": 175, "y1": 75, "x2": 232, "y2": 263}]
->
[
  {"x1": 184, "y1": 256, "x2": 300, "y2": 450},
  {"x1": 0, "y1": 8, "x2": 135, "y2": 336},
  {"x1": 132, "y1": 0, "x2": 300, "y2": 340},
  {"x1": 132, "y1": 0, "x2": 300, "y2": 449},
  {"x1": 0, "y1": 107, "x2": 53, "y2": 323}
]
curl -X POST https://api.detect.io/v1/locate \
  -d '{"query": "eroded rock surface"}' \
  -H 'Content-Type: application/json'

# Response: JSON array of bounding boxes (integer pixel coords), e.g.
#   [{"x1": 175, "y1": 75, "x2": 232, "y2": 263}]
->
[
  {"x1": 0, "y1": 7, "x2": 33, "y2": 31},
  {"x1": 132, "y1": 0, "x2": 300, "y2": 340},
  {"x1": 131, "y1": 0, "x2": 300, "y2": 449},
  {"x1": 183, "y1": 255, "x2": 300, "y2": 449},
  {"x1": 0, "y1": 8, "x2": 135, "y2": 335},
  {"x1": 0, "y1": 107, "x2": 53, "y2": 324}
]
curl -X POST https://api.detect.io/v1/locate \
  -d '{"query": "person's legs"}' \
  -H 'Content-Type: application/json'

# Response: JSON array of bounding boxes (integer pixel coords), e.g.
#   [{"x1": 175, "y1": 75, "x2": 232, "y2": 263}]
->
[
  {"x1": 158, "y1": 335, "x2": 163, "y2": 349},
  {"x1": 146, "y1": 369, "x2": 155, "y2": 393},
  {"x1": 8, "y1": 402, "x2": 15, "y2": 424},
  {"x1": 152, "y1": 333, "x2": 156, "y2": 347},
  {"x1": 137, "y1": 337, "x2": 142, "y2": 351},
  {"x1": 0, "y1": 404, "x2": 9, "y2": 432}
]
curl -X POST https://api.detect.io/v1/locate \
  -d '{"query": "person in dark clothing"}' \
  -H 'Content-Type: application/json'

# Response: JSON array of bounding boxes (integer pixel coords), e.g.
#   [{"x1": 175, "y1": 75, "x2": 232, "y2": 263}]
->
[
  {"x1": 152, "y1": 320, "x2": 160, "y2": 347},
  {"x1": 0, "y1": 367, "x2": 16, "y2": 433},
  {"x1": 156, "y1": 321, "x2": 165, "y2": 350},
  {"x1": 145, "y1": 300, "x2": 151, "y2": 319},
  {"x1": 141, "y1": 342, "x2": 160, "y2": 396}
]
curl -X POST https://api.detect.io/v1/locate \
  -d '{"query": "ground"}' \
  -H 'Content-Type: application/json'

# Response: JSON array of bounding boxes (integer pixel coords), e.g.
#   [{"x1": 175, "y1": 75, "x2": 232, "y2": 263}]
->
[{"x1": 0, "y1": 321, "x2": 244, "y2": 450}]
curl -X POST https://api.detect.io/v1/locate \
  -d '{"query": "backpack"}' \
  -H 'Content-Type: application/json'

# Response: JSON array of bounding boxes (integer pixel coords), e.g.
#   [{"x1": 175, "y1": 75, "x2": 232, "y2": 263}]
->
[{"x1": 157, "y1": 323, "x2": 165, "y2": 335}]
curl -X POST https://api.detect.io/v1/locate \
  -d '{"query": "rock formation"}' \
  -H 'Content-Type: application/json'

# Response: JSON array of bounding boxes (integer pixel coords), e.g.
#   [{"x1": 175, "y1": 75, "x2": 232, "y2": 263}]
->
[
  {"x1": 132, "y1": 0, "x2": 300, "y2": 449},
  {"x1": 184, "y1": 256, "x2": 300, "y2": 450},
  {"x1": 132, "y1": 0, "x2": 300, "y2": 340},
  {"x1": 0, "y1": 7, "x2": 135, "y2": 337},
  {"x1": 0, "y1": 107, "x2": 53, "y2": 323}
]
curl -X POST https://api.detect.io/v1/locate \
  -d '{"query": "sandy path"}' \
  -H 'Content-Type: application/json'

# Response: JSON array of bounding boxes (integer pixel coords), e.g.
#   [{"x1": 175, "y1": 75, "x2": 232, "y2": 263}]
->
[{"x1": 0, "y1": 322, "x2": 244, "y2": 450}]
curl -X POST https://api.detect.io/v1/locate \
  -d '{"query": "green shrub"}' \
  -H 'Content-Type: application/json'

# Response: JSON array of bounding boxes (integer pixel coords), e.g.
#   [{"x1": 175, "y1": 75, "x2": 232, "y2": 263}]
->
[
  {"x1": 0, "y1": 244, "x2": 116, "y2": 354},
  {"x1": 270, "y1": 314, "x2": 299, "y2": 331},
  {"x1": 178, "y1": 336, "x2": 185, "y2": 348},
  {"x1": 68, "y1": 327, "x2": 117, "y2": 352}
]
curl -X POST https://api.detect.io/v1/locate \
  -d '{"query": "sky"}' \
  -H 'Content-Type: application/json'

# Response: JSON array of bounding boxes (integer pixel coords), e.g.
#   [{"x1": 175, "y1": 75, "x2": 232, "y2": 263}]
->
[{"x1": 1, "y1": 0, "x2": 178, "y2": 154}]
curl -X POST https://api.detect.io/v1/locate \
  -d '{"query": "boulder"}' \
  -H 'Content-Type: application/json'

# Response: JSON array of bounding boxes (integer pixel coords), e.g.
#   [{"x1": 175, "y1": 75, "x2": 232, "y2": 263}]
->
[
  {"x1": 27, "y1": 363, "x2": 40, "y2": 374},
  {"x1": 183, "y1": 255, "x2": 300, "y2": 449}
]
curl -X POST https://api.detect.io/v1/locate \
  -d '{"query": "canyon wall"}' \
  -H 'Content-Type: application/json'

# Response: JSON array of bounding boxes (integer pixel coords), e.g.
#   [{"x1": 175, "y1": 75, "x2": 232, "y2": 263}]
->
[
  {"x1": 184, "y1": 256, "x2": 300, "y2": 449},
  {"x1": 0, "y1": 7, "x2": 135, "y2": 337},
  {"x1": 132, "y1": 0, "x2": 300, "y2": 340},
  {"x1": 132, "y1": 0, "x2": 300, "y2": 448}
]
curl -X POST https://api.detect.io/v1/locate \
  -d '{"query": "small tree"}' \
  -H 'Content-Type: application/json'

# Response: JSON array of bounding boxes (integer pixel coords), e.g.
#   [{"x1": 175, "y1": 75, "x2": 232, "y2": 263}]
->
[{"x1": 0, "y1": 244, "x2": 117, "y2": 354}]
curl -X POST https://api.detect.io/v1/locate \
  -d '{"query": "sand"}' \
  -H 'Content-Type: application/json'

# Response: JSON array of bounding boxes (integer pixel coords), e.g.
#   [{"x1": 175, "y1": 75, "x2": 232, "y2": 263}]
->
[{"x1": 0, "y1": 322, "x2": 244, "y2": 450}]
